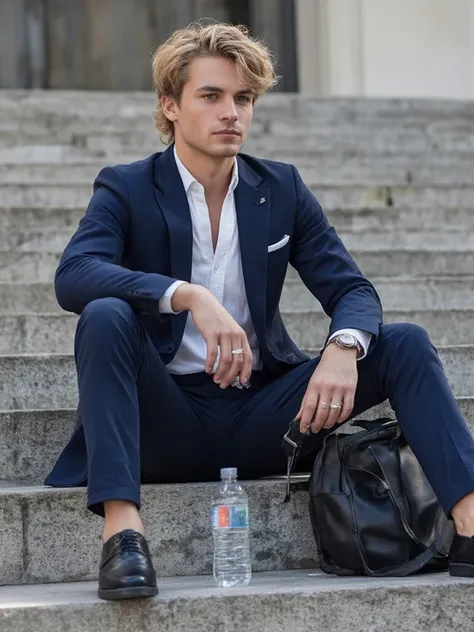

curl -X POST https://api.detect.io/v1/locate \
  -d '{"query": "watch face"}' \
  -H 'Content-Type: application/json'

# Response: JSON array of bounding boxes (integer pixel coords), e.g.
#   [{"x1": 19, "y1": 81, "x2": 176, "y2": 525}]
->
[{"x1": 338, "y1": 334, "x2": 357, "y2": 346}]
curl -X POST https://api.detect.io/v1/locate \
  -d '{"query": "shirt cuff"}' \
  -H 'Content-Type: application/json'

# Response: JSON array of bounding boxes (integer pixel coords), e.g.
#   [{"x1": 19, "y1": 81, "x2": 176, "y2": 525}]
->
[
  {"x1": 158, "y1": 281, "x2": 188, "y2": 314},
  {"x1": 327, "y1": 328, "x2": 372, "y2": 360}
]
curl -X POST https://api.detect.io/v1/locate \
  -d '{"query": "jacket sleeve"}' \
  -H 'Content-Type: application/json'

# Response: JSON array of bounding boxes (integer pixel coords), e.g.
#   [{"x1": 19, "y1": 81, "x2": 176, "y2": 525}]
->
[
  {"x1": 289, "y1": 166, "x2": 383, "y2": 342},
  {"x1": 54, "y1": 166, "x2": 178, "y2": 317}
]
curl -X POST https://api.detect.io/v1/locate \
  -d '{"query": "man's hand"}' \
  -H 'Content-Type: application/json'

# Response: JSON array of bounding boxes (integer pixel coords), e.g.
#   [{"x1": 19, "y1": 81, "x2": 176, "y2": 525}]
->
[
  {"x1": 295, "y1": 344, "x2": 358, "y2": 434},
  {"x1": 171, "y1": 284, "x2": 253, "y2": 388}
]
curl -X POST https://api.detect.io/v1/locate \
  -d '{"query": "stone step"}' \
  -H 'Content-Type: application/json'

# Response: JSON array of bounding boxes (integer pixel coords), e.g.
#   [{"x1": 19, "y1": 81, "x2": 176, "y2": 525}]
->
[
  {"x1": 0, "y1": 571, "x2": 472, "y2": 632},
  {"x1": 1, "y1": 101, "x2": 473, "y2": 138},
  {"x1": 1, "y1": 90, "x2": 473, "y2": 120},
  {"x1": 2, "y1": 396, "x2": 473, "y2": 484},
  {"x1": 3, "y1": 226, "x2": 471, "y2": 255},
  {"x1": 0, "y1": 283, "x2": 58, "y2": 314},
  {"x1": 1, "y1": 105, "x2": 471, "y2": 133},
  {"x1": 0, "y1": 480, "x2": 314, "y2": 586},
  {"x1": 2, "y1": 206, "x2": 473, "y2": 252},
  {"x1": 2, "y1": 182, "x2": 474, "y2": 210},
  {"x1": 1, "y1": 276, "x2": 472, "y2": 316},
  {"x1": 0, "y1": 345, "x2": 471, "y2": 411},
  {"x1": 3, "y1": 156, "x2": 474, "y2": 186},
  {"x1": 3, "y1": 126, "x2": 473, "y2": 156},
  {"x1": 1, "y1": 248, "x2": 473, "y2": 283},
  {"x1": 0, "y1": 145, "x2": 108, "y2": 165},
  {"x1": 283, "y1": 310, "x2": 474, "y2": 349},
  {"x1": 1, "y1": 143, "x2": 473, "y2": 169},
  {"x1": 1, "y1": 307, "x2": 473, "y2": 355},
  {"x1": 0, "y1": 100, "x2": 473, "y2": 137},
  {"x1": 282, "y1": 277, "x2": 474, "y2": 311},
  {"x1": 323, "y1": 231, "x2": 473, "y2": 252}
]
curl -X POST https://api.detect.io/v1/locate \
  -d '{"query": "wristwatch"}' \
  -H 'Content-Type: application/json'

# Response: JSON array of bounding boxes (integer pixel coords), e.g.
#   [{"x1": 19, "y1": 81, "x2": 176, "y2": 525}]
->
[{"x1": 326, "y1": 333, "x2": 363, "y2": 359}]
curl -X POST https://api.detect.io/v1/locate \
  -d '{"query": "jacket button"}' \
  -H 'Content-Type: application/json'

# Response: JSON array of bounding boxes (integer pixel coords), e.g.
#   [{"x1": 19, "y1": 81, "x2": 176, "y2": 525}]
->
[
  {"x1": 165, "y1": 345, "x2": 174, "y2": 353},
  {"x1": 287, "y1": 353, "x2": 298, "y2": 362}
]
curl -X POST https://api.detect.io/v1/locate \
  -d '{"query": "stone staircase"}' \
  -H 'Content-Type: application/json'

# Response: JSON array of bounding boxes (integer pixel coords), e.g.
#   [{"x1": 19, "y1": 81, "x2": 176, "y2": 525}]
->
[{"x1": 0, "y1": 90, "x2": 473, "y2": 631}]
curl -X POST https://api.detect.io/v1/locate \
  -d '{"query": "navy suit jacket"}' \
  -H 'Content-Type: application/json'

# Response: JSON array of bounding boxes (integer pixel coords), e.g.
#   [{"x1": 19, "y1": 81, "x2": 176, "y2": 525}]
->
[{"x1": 55, "y1": 145, "x2": 383, "y2": 374}]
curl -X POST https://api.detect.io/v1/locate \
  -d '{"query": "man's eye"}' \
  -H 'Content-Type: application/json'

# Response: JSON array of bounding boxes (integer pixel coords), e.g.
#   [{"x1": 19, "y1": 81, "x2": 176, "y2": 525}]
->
[
  {"x1": 204, "y1": 94, "x2": 218, "y2": 100},
  {"x1": 237, "y1": 95, "x2": 251, "y2": 103}
]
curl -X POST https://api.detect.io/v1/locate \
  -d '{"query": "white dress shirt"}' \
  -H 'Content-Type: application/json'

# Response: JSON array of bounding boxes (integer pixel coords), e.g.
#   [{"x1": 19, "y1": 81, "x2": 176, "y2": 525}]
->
[{"x1": 159, "y1": 148, "x2": 371, "y2": 375}]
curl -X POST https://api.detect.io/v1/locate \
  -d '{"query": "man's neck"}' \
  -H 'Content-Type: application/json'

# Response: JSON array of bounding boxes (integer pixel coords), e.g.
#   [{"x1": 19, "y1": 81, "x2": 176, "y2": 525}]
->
[{"x1": 174, "y1": 141, "x2": 235, "y2": 197}]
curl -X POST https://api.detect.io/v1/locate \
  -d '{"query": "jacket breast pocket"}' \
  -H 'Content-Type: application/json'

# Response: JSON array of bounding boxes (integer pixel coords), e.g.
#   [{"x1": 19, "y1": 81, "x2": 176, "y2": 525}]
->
[{"x1": 268, "y1": 234, "x2": 290, "y2": 265}]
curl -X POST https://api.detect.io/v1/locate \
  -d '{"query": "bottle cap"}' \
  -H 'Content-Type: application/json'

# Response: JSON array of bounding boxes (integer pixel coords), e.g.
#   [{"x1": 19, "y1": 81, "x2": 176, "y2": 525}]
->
[{"x1": 220, "y1": 467, "x2": 237, "y2": 478}]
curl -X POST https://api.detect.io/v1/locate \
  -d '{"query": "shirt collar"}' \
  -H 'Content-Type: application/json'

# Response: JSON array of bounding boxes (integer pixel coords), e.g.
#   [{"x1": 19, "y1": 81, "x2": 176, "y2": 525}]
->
[{"x1": 173, "y1": 145, "x2": 239, "y2": 194}]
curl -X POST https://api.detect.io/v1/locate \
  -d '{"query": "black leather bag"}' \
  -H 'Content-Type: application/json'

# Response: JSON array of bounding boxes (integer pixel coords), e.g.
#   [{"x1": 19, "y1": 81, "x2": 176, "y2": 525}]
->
[{"x1": 282, "y1": 417, "x2": 455, "y2": 577}]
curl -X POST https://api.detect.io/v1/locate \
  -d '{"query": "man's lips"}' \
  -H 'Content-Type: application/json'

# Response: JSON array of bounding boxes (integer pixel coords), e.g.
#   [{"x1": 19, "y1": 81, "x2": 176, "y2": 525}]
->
[{"x1": 214, "y1": 130, "x2": 241, "y2": 136}]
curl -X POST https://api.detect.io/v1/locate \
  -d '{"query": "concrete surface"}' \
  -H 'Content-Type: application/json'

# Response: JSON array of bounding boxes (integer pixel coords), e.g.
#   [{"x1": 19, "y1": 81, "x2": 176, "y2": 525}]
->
[
  {"x1": 0, "y1": 345, "x2": 472, "y2": 410},
  {"x1": 2, "y1": 182, "x2": 474, "y2": 210},
  {"x1": 0, "y1": 570, "x2": 474, "y2": 632},
  {"x1": 0, "y1": 308, "x2": 474, "y2": 354},
  {"x1": 0, "y1": 482, "x2": 316, "y2": 585},
  {"x1": 2, "y1": 249, "x2": 474, "y2": 283}
]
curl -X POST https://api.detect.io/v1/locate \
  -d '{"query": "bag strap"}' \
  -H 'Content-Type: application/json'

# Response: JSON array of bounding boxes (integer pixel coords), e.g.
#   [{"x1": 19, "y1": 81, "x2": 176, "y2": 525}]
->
[
  {"x1": 281, "y1": 419, "x2": 311, "y2": 502},
  {"x1": 356, "y1": 522, "x2": 453, "y2": 577},
  {"x1": 355, "y1": 444, "x2": 455, "y2": 576}
]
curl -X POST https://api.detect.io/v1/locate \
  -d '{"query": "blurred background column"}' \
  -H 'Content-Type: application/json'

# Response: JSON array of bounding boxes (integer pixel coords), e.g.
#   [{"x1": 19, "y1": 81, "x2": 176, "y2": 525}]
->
[
  {"x1": 295, "y1": 0, "x2": 474, "y2": 99},
  {"x1": 249, "y1": 0, "x2": 299, "y2": 92}
]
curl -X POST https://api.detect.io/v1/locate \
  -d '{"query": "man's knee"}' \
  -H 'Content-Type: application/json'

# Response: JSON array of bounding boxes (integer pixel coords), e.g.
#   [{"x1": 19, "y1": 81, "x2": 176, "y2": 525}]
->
[
  {"x1": 76, "y1": 298, "x2": 138, "y2": 342},
  {"x1": 379, "y1": 322, "x2": 432, "y2": 352}
]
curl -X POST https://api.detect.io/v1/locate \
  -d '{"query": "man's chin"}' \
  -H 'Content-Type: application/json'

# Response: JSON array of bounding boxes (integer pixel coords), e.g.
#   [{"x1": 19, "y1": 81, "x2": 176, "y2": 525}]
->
[{"x1": 211, "y1": 142, "x2": 242, "y2": 157}]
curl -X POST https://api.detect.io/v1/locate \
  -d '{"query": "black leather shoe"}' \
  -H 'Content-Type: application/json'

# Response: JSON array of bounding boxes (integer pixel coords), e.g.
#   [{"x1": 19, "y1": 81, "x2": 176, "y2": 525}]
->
[
  {"x1": 449, "y1": 534, "x2": 474, "y2": 577},
  {"x1": 98, "y1": 529, "x2": 158, "y2": 600}
]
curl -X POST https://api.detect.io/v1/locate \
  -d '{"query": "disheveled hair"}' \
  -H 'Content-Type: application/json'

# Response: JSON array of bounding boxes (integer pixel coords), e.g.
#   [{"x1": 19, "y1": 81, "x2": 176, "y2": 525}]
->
[{"x1": 152, "y1": 22, "x2": 278, "y2": 143}]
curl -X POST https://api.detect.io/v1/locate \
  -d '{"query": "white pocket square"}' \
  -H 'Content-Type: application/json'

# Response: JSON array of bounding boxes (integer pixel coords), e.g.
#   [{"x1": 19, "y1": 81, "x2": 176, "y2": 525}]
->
[{"x1": 268, "y1": 234, "x2": 290, "y2": 253}]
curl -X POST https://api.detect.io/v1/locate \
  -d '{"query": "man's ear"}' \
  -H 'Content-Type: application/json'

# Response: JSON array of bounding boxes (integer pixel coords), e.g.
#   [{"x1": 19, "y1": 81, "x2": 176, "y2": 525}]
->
[{"x1": 161, "y1": 95, "x2": 179, "y2": 122}]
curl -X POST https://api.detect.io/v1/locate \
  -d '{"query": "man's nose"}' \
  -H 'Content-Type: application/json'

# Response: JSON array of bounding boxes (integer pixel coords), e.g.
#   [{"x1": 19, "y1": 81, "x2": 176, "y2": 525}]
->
[{"x1": 220, "y1": 98, "x2": 238, "y2": 120}]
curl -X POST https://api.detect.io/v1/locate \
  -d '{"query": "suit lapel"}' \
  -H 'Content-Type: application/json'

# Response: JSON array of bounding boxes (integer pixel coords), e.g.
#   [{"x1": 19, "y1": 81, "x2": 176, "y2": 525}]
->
[
  {"x1": 153, "y1": 145, "x2": 193, "y2": 284},
  {"x1": 234, "y1": 157, "x2": 270, "y2": 340},
  {"x1": 153, "y1": 146, "x2": 192, "y2": 344}
]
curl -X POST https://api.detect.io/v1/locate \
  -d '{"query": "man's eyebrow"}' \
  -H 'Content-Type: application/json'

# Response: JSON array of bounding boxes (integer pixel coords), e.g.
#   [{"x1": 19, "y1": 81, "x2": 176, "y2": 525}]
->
[{"x1": 196, "y1": 86, "x2": 255, "y2": 95}]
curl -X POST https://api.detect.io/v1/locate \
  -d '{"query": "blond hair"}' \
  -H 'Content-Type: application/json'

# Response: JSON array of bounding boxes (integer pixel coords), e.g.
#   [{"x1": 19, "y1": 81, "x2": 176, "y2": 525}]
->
[{"x1": 152, "y1": 22, "x2": 278, "y2": 144}]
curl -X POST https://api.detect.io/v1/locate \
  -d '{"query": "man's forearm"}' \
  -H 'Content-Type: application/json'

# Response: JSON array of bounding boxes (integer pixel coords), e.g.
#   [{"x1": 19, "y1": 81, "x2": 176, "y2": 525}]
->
[{"x1": 170, "y1": 283, "x2": 209, "y2": 312}]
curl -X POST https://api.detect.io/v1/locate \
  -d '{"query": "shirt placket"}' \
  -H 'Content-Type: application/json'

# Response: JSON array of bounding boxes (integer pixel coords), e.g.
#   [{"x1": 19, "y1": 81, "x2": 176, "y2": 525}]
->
[{"x1": 209, "y1": 191, "x2": 234, "y2": 303}]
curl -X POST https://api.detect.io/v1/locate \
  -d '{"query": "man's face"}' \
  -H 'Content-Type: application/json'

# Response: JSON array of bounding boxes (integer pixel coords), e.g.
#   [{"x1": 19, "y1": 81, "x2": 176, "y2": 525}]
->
[{"x1": 164, "y1": 56, "x2": 255, "y2": 158}]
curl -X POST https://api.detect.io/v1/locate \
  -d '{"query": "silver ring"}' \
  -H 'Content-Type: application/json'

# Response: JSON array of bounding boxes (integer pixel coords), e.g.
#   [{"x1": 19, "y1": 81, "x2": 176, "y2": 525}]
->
[
  {"x1": 330, "y1": 402, "x2": 342, "y2": 410},
  {"x1": 231, "y1": 348, "x2": 244, "y2": 355},
  {"x1": 231, "y1": 376, "x2": 251, "y2": 389}
]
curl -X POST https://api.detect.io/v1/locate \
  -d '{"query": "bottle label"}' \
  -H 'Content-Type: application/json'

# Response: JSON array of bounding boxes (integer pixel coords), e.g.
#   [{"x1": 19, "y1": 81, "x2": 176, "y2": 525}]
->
[{"x1": 211, "y1": 504, "x2": 249, "y2": 529}]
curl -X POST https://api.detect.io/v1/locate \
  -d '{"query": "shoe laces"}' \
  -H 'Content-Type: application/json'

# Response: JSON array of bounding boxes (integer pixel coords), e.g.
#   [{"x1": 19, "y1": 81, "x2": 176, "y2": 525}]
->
[{"x1": 118, "y1": 532, "x2": 143, "y2": 554}]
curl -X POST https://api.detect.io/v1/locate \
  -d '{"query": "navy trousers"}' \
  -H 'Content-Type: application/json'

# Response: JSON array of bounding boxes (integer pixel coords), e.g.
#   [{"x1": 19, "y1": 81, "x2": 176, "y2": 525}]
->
[{"x1": 45, "y1": 297, "x2": 474, "y2": 518}]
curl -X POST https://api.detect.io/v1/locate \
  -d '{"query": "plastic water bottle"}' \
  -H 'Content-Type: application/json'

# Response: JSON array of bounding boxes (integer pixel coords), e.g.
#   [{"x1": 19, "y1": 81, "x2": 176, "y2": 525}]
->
[{"x1": 211, "y1": 467, "x2": 252, "y2": 587}]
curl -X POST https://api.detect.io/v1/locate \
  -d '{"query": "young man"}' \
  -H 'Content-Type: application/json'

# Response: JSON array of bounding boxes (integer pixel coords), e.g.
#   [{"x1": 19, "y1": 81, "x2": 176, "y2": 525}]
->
[{"x1": 46, "y1": 22, "x2": 474, "y2": 600}]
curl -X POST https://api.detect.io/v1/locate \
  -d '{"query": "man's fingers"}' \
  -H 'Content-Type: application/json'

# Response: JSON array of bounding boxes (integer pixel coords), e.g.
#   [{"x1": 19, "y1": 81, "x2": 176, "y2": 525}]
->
[
  {"x1": 213, "y1": 336, "x2": 232, "y2": 383},
  {"x1": 321, "y1": 391, "x2": 344, "y2": 430},
  {"x1": 220, "y1": 335, "x2": 246, "y2": 388},
  {"x1": 300, "y1": 395, "x2": 319, "y2": 433},
  {"x1": 310, "y1": 391, "x2": 332, "y2": 433},
  {"x1": 338, "y1": 393, "x2": 355, "y2": 424},
  {"x1": 205, "y1": 334, "x2": 219, "y2": 373},
  {"x1": 238, "y1": 339, "x2": 253, "y2": 385}
]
